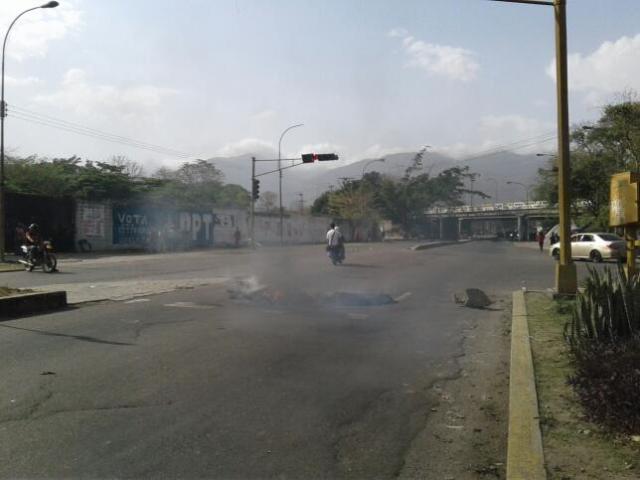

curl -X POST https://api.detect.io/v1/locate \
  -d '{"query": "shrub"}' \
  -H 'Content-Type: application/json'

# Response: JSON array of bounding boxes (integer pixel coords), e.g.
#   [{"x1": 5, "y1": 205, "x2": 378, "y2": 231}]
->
[
  {"x1": 565, "y1": 265, "x2": 640, "y2": 350},
  {"x1": 568, "y1": 339, "x2": 640, "y2": 434},
  {"x1": 565, "y1": 265, "x2": 640, "y2": 434}
]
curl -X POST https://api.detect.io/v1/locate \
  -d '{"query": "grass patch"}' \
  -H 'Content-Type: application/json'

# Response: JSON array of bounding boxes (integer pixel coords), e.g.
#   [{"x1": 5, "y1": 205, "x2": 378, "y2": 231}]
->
[{"x1": 526, "y1": 292, "x2": 640, "y2": 479}]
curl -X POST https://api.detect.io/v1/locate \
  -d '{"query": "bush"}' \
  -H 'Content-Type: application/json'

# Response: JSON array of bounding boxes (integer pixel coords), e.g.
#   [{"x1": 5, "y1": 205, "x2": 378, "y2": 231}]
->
[
  {"x1": 565, "y1": 265, "x2": 640, "y2": 350},
  {"x1": 568, "y1": 339, "x2": 640, "y2": 434},
  {"x1": 565, "y1": 265, "x2": 640, "y2": 434}
]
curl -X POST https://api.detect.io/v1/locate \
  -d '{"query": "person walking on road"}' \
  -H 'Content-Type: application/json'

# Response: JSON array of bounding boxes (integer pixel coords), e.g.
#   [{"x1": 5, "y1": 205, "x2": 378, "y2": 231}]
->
[
  {"x1": 537, "y1": 229, "x2": 545, "y2": 252},
  {"x1": 326, "y1": 222, "x2": 345, "y2": 262},
  {"x1": 234, "y1": 227, "x2": 242, "y2": 248}
]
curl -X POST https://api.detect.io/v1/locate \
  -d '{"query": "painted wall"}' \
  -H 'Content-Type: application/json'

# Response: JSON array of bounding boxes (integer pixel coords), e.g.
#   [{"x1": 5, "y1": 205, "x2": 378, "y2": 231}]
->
[
  {"x1": 75, "y1": 201, "x2": 111, "y2": 251},
  {"x1": 73, "y1": 202, "x2": 337, "y2": 251},
  {"x1": 213, "y1": 209, "x2": 337, "y2": 246}
]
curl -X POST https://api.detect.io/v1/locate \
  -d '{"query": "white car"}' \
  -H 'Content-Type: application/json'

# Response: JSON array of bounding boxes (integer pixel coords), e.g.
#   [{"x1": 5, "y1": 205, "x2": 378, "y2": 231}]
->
[{"x1": 549, "y1": 232, "x2": 626, "y2": 262}]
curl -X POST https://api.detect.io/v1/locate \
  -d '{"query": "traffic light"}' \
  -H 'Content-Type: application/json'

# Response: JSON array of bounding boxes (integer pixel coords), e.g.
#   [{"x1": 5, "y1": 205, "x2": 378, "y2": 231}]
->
[
  {"x1": 317, "y1": 153, "x2": 339, "y2": 161},
  {"x1": 301, "y1": 153, "x2": 339, "y2": 163},
  {"x1": 252, "y1": 178, "x2": 260, "y2": 201}
]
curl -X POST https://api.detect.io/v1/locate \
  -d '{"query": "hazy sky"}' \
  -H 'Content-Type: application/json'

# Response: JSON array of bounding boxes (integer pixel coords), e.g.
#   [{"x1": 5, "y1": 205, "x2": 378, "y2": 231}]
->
[{"x1": 2, "y1": 0, "x2": 640, "y2": 173}]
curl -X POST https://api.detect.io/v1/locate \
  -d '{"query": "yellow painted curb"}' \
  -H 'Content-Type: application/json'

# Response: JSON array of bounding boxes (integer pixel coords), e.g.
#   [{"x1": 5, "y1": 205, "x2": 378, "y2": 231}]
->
[{"x1": 507, "y1": 291, "x2": 546, "y2": 479}]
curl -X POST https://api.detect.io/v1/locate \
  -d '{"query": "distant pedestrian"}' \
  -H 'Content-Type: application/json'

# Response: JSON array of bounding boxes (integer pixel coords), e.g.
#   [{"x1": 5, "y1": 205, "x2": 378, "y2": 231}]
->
[
  {"x1": 234, "y1": 227, "x2": 241, "y2": 248},
  {"x1": 537, "y1": 230, "x2": 545, "y2": 252}
]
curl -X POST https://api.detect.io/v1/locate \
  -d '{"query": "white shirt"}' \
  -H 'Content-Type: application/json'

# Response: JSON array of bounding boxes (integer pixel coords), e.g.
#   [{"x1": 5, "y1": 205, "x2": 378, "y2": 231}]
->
[{"x1": 326, "y1": 227, "x2": 342, "y2": 247}]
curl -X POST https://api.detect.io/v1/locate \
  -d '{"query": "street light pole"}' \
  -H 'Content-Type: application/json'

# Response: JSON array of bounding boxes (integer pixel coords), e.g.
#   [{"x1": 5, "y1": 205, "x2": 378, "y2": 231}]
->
[
  {"x1": 487, "y1": 178, "x2": 499, "y2": 203},
  {"x1": 1, "y1": 1, "x2": 59, "y2": 262},
  {"x1": 490, "y1": 0, "x2": 576, "y2": 294},
  {"x1": 277, "y1": 123, "x2": 303, "y2": 246},
  {"x1": 506, "y1": 181, "x2": 533, "y2": 204}
]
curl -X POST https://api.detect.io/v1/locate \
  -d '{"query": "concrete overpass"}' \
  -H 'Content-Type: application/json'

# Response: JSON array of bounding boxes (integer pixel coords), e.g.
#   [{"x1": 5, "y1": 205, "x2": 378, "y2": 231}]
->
[{"x1": 424, "y1": 201, "x2": 559, "y2": 240}]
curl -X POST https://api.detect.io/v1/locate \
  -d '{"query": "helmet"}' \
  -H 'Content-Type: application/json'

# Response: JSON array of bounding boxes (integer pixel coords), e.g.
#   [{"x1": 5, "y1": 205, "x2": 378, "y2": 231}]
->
[{"x1": 28, "y1": 223, "x2": 39, "y2": 231}]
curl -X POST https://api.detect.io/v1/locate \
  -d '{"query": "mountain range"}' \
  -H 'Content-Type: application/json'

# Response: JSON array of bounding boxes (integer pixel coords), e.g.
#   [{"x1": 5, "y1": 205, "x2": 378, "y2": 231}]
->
[{"x1": 207, "y1": 150, "x2": 552, "y2": 209}]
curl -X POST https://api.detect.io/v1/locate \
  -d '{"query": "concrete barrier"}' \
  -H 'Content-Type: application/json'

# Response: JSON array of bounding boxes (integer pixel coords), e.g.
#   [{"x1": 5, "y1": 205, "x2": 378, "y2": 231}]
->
[
  {"x1": 507, "y1": 291, "x2": 546, "y2": 479},
  {"x1": 0, "y1": 291, "x2": 68, "y2": 319}
]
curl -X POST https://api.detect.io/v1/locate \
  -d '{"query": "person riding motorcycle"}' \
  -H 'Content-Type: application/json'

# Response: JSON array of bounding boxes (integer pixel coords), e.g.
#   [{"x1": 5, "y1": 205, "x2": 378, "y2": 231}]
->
[{"x1": 25, "y1": 223, "x2": 43, "y2": 265}]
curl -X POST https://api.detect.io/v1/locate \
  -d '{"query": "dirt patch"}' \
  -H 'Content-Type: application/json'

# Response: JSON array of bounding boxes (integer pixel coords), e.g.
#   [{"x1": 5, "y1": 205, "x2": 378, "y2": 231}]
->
[
  {"x1": 526, "y1": 292, "x2": 640, "y2": 479},
  {"x1": 398, "y1": 297, "x2": 510, "y2": 479}
]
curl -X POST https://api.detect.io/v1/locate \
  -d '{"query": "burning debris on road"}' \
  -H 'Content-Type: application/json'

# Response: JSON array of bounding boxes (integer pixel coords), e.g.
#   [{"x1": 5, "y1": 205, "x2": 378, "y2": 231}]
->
[{"x1": 227, "y1": 277, "x2": 396, "y2": 309}]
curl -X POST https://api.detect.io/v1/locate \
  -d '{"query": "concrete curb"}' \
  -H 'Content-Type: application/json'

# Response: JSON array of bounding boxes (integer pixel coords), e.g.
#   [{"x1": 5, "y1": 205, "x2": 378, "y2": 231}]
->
[
  {"x1": 507, "y1": 291, "x2": 546, "y2": 479},
  {"x1": 0, "y1": 262, "x2": 28, "y2": 273},
  {"x1": 0, "y1": 291, "x2": 68, "y2": 319}
]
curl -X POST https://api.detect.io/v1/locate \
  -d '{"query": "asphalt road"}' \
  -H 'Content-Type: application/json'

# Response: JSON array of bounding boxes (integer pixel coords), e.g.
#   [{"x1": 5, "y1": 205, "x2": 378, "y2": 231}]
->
[{"x1": 1, "y1": 241, "x2": 556, "y2": 478}]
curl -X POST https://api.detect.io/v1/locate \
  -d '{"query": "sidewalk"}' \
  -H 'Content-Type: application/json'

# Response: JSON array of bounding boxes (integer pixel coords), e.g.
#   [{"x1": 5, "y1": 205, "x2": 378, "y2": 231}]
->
[{"x1": 36, "y1": 276, "x2": 231, "y2": 304}]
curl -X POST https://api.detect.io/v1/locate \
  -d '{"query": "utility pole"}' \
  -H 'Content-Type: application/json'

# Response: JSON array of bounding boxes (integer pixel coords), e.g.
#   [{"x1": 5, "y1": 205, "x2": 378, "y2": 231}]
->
[
  {"x1": 298, "y1": 193, "x2": 304, "y2": 214},
  {"x1": 490, "y1": 0, "x2": 576, "y2": 294},
  {"x1": 553, "y1": 0, "x2": 577, "y2": 294},
  {"x1": 250, "y1": 157, "x2": 256, "y2": 248},
  {"x1": 470, "y1": 177, "x2": 475, "y2": 208}
]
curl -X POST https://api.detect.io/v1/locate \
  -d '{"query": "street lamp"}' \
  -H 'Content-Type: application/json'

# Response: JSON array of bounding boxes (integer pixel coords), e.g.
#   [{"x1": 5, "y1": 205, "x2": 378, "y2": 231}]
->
[
  {"x1": 277, "y1": 123, "x2": 303, "y2": 245},
  {"x1": 537, "y1": 152, "x2": 558, "y2": 173},
  {"x1": 490, "y1": 0, "x2": 577, "y2": 294},
  {"x1": 1, "y1": 1, "x2": 59, "y2": 262},
  {"x1": 487, "y1": 177, "x2": 499, "y2": 202},
  {"x1": 362, "y1": 158, "x2": 385, "y2": 178},
  {"x1": 506, "y1": 181, "x2": 534, "y2": 203}
]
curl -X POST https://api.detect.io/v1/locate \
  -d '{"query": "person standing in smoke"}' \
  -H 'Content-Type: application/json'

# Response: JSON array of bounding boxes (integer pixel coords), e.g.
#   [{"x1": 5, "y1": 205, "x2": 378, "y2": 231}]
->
[{"x1": 326, "y1": 222, "x2": 345, "y2": 262}]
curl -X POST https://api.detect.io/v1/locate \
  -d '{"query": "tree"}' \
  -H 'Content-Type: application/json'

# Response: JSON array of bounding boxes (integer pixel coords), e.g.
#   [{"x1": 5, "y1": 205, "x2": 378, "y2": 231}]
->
[
  {"x1": 375, "y1": 165, "x2": 486, "y2": 237},
  {"x1": 310, "y1": 160, "x2": 485, "y2": 238},
  {"x1": 215, "y1": 184, "x2": 250, "y2": 209},
  {"x1": 5, "y1": 155, "x2": 136, "y2": 201},
  {"x1": 533, "y1": 98, "x2": 640, "y2": 230},
  {"x1": 258, "y1": 191, "x2": 278, "y2": 212},
  {"x1": 146, "y1": 160, "x2": 227, "y2": 208},
  {"x1": 176, "y1": 159, "x2": 224, "y2": 185},
  {"x1": 311, "y1": 191, "x2": 331, "y2": 216},
  {"x1": 110, "y1": 155, "x2": 144, "y2": 178}
]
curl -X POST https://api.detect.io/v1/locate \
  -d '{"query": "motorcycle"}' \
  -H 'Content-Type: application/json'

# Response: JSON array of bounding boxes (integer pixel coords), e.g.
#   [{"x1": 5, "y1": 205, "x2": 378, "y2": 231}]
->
[
  {"x1": 18, "y1": 241, "x2": 58, "y2": 273},
  {"x1": 327, "y1": 244, "x2": 346, "y2": 265}
]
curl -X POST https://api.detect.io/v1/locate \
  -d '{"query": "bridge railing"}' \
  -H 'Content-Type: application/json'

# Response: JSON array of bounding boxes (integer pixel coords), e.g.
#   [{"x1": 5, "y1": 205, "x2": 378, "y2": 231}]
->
[{"x1": 426, "y1": 200, "x2": 553, "y2": 215}]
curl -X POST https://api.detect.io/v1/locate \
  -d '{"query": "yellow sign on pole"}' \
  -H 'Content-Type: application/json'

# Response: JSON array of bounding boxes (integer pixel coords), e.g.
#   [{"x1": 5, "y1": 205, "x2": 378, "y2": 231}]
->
[{"x1": 609, "y1": 172, "x2": 639, "y2": 227}]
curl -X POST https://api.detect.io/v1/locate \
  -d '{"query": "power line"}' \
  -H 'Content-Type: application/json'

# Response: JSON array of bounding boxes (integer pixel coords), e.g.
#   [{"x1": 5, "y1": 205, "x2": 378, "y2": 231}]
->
[
  {"x1": 11, "y1": 113, "x2": 192, "y2": 158},
  {"x1": 7, "y1": 104, "x2": 195, "y2": 159},
  {"x1": 456, "y1": 131, "x2": 557, "y2": 163}
]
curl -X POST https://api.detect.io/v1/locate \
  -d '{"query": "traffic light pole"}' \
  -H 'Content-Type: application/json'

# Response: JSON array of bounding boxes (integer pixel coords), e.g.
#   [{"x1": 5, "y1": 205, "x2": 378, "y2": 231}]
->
[{"x1": 251, "y1": 154, "x2": 339, "y2": 248}]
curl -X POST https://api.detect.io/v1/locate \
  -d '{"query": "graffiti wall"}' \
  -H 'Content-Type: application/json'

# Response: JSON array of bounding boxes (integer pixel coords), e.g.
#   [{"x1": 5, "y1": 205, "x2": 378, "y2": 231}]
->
[
  {"x1": 112, "y1": 208, "x2": 216, "y2": 249},
  {"x1": 68, "y1": 202, "x2": 337, "y2": 251}
]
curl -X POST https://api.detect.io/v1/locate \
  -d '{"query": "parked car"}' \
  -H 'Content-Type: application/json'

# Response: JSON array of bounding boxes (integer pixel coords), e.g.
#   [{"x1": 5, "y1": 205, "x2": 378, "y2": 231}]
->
[{"x1": 549, "y1": 232, "x2": 626, "y2": 262}]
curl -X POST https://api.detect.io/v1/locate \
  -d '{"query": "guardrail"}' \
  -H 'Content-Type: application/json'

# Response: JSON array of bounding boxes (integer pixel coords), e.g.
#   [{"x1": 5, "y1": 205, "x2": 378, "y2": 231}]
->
[{"x1": 426, "y1": 201, "x2": 555, "y2": 215}]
